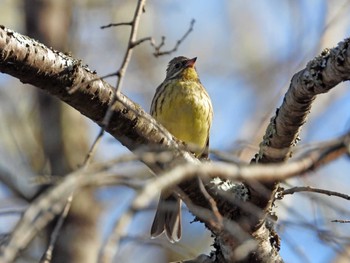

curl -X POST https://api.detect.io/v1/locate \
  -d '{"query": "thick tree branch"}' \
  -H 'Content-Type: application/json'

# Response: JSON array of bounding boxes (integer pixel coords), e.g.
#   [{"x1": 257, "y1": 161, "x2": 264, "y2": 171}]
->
[
  {"x1": 256, "y1": 46, "x2": 350, "y2": 164},
  {"x1": 248, "y1": 41, "x2": 350, "y2": 262}
]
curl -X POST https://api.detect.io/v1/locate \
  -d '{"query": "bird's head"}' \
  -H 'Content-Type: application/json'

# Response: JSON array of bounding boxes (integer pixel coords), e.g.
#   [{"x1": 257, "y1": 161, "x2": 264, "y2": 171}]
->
[{"x1": 166, "y1": 56, "x2": 199, "y2": 81}]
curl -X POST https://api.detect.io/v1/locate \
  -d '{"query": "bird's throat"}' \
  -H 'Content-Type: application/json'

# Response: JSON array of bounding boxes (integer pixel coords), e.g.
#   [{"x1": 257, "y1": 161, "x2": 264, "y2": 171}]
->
[{"x1": 181, "y1": 67, "x2": 199, "y2": 81}]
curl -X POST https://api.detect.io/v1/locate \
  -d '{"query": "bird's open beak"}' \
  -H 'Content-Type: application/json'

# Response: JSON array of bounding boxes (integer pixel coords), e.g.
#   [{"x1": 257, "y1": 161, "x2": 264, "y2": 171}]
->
[{"x1": 186, "y1": 57, "x2": 197, "y2": 68}]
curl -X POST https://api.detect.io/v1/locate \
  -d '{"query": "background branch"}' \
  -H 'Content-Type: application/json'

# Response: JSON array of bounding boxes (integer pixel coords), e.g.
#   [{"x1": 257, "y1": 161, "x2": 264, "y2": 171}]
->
[
  {"x1": 0, "y1": 129, "x2": 348, "y2": 262},
  {"x1": 280, "y1": 186, "x2": 350, "y2": 200}
]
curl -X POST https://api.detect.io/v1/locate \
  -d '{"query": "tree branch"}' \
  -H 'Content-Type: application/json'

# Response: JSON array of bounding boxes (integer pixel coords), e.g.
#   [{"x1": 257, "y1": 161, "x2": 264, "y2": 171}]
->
[
  {"x1": 279, "y1": 186, "x2": 350, "y2": 200},
  {"x1": 1, "y1": 130, "x2": 348, "y2": 262},
  {"x1": 151, "y1": 19, "x2": 195, "y2": 57},
  {"x1": 248, "y1": 41, "x2": 350, "y2": 262}
]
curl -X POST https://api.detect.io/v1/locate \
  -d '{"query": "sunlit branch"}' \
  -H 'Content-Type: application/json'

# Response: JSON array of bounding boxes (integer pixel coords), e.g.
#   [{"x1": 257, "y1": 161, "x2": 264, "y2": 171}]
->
[{"x1": 152, "y1": 19, "x2": 196, "y2": 57}]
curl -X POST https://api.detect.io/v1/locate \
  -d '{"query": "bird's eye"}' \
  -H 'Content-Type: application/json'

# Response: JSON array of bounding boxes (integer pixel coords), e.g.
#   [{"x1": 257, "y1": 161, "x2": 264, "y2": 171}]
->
[{"x1": 174, "y1": 63, "x2": 181, "y2": 69}]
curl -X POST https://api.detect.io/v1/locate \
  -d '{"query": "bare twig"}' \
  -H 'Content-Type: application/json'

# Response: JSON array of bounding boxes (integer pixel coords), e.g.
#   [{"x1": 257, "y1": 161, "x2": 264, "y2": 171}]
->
[
  {"x1": 65, "y1": 14, "x2": 195, "y2": 170},
  {"x1": 67, "y1": 0, "x2": 150, "y2": 171},
  {"x1": 197, "y1": 177, "x2": 223, "y2": 230},
  {"x1": 70, "y1": 16, "x2": 196, "y2": 178},
  {"x1": 130, "y1": 36, "x2": 153, "y2": 48},
  {"x1": 82, "y1": 0, "x2": 148, "y2": 172},
  {"x1": 331, "y1": 220, "x2": 350, "y2": 223},
  {"x1": 152, "y1": 19, "x2": 195, "y2": 57},
  {"x1": 80, "y1": 16, "x2": 196, "y2": 170},
  {"x1": 0, "y1": 207, "x2": 26, "y2": 216},
  {"x1": 110, "y1": 0, "x2": 147, "y2": 93},
  {"x1": 40, "y1": 195, "x2": 73, "y2": 263},
  {"x1": 82, "y1": 128, "x2": 105, "y2": 166},
  {"x1": 100, "y1": 22, "x2": 132, "y2": 29},
  {"x1": 152, "y1": 36, "x2": 165, "y2": 53},
  {"x1": 41, "y1": 94, "x2": 106, "y2": 262},
  {"x1": 70, "y1": 19, "x2": 195, "y2": 94},
  {"x1": 37, "y1": 153, "x2": 141, "y2": 263},
  {"x1": 279, "y1": 186, "x2": 350, "y2": 201},
  {"x1": 58, "y1": 3, "x2": 149, "y2": 252}
]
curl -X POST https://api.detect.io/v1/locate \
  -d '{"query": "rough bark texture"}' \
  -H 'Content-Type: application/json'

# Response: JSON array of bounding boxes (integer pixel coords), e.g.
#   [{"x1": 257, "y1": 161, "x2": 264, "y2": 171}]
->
[{"x1": 247, "y1": 45, "x2": 350, "y2": 262}]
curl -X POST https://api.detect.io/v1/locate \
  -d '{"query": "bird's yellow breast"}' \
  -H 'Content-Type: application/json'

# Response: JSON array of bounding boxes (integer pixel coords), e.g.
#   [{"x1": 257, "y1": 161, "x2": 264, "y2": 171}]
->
[{"x1": 153, "y1": 79, "x2": 213, "y2": 156}]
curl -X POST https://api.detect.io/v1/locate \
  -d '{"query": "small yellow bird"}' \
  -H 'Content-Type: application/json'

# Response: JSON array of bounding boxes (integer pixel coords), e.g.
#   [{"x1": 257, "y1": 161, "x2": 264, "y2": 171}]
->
[{"x1": 150, "y1": 56, "x2": 213, "y2": 242}]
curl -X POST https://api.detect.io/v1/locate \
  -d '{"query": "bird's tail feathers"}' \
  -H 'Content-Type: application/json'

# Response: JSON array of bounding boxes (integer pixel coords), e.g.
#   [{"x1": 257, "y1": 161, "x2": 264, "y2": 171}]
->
[{"x1": 151, "y1": 194, "x2": 182, "y2": 243}]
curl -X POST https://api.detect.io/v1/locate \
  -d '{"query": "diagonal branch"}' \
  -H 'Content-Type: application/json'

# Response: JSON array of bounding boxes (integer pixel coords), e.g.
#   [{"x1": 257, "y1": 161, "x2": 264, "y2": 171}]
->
[
  {"x1": 151, "y1": 19, "x2": 196, "y2": 57},
  {"x1": 280, "y1": 186, "x2": 350, "y2": 200},
  {"x1": 255, "y1": 46, "x2": 350, "y2": 165},
  {"x1": 248, "y1": 42, "x2": 350, "y2": 261}
]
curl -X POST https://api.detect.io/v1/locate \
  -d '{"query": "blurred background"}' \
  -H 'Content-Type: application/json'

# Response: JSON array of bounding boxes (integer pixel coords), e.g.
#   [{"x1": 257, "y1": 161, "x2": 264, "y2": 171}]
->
[{"x1": 1, "y1": 0, "x2": 350, "y2": 262}]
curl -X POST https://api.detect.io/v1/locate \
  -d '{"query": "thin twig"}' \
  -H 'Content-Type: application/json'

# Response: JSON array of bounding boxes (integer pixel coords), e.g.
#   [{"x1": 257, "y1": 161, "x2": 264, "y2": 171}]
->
[
  {"x1": 40, "y1": 195, "x2": 73, "y2": 263},
  {"x1": 68, "y1": 0, "x2": 148, "y2": 166},
  {"x1": 130, "y1": 36, "x2": 153, "y2": 48},
  {"x1": 152, "y1": 19, "x2": 195, "y2": 57},
  {"x1": 64, "y1": 3, "x2": 149, "y2": 248},
  {"x1": 279, "y1": 186, "x2": 350, "y2": 201},
  {"x1": 197, "y1": 176, "x2": 223, "y2": 230},
  {"x1": 40, "y1": 102, "x2": 106, "y2": 262},
  {"x1": 0, "y1": 207, "x2": 26, "y2": 216},
  {"x1": 40, "y1": 103, "x2": 112, "y2": 262},
  {"x1": 100, "y1": 22, "x2": 132, "y2": 29},
  {"x1": 68, "y1": 13, "x2": 195, "y2": 165},
  {"x1": 76, "y1": 18, "x2": 197, "y2": 160},
  {"x1": 86, "y1": 0, "x2": 148, "y2": 167},
  {"x1": 113, "y1": 0, "x2": 147, "y2": 94},
  {"x1": 39, "y1": 133, "x2": 136, "y2": 261},
  {"x1": 153, "y1": 36, "x2": 165, "y2": 52},
  {"x1": 83, "y1": 129, "x2": 105, "y2": 166},
  {"x1": 331, "y1": 219, "x2": 350, "y2": 223}
]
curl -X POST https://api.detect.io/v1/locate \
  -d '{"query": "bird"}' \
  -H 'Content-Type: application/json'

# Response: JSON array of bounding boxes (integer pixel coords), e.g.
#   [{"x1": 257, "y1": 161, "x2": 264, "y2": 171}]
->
[{"x1": 150, "y1": 56, "x2": 213, "y2": 242}]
